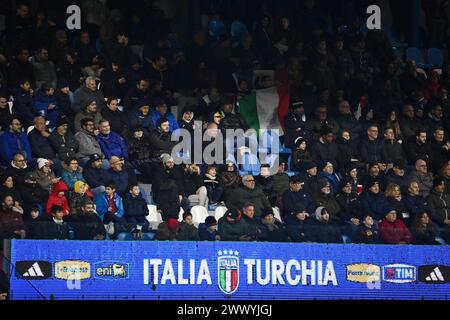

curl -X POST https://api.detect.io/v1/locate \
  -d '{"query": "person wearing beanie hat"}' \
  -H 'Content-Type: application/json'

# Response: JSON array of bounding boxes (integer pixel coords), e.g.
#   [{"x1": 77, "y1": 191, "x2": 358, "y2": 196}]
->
[
  {"x1": 220, "y1": 93, "x2": 249, "y2": 131},
  {"x1": 32, "y1": 157, "x2": 60, "y2": 194},
  {"x1": 259, "y1": 208, "x2": 290, "y2": 242},
  {"x1": 282, "y1": 175, "x2": 314, "y2": 220},
  {"x1": 284, "y1": 97, "x2": 309, "y2": 149},
  {"x1": 284, "y1": 201, "x2": 313, "y2": 242},
  {"x1": 335, "y1": 176, "x2": 364, "y2": 234},
  {"x1": 217, "y1": 207, "x2": 253, "y2": 241},
  {"x1": 311, "y1": 179, "x2": 341, "y2": 222},
  {"x1": 155, "y1": 218, "x2": 181, "y2": 240},
  {"x1": 318, "y1": 161, "x2": 342, "y2": 195},
  {"x1": 360, "y1": 178, "x2": 392, "y2": 221},
  {"x1": 312, "y1": 206, "x2": 343, "y2": 243},
  {"x1": 427, "y1": 178, "x2": 450, "y2": 242},
  {"x1": 378, "y1": 209, "x2": 413, "y2": 244},
  {"x1": 361, "y1": 162, "x2": 387, "y2": 192},
  {"x1": 199, "y1": 216, "x2": 220, "y2": 241},
  {"x1": 291, "y1": 137, "x2": 312, "y2": 172},
  {"x1": 128, "y1": 99, "x2": 154, "y2": 136}
]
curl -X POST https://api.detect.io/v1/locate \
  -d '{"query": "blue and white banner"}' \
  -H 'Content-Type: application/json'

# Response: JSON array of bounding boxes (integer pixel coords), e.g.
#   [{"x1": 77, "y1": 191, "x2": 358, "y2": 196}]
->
[{"x1": 8, "y1": 240, "x2": 450, "y2": 300}]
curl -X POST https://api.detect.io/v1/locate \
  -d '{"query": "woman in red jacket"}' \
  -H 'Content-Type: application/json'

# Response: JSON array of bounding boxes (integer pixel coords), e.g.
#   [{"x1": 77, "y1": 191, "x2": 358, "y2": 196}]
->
[
  {"x1": 379, "y1": 209, "x2": 413, "y2": 244},
  {"x1": 45, "y1": 181, "x2": 69, "y2": 216}
]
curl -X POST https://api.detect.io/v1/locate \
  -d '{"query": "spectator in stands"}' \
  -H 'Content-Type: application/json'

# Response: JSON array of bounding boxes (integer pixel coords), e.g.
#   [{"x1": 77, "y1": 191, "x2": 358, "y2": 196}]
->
[
  {"x1": 354, "y1": 214, "x2": 380, "y2": 244},
  {"x1": 284, "y1": 101, "x2": 308, "y2": 148},
  {"x1": 101, "y1": 97, "x2": 129, "y2": 138},
  {"x1": 227, "y1": 174, "x2": 271, "y2": 218},
  {"x1": 335, "y1": 178, "x2": 363, "y2": 235},
  {"x1": 335, "y1": 100, "x2": 362, "y2": 143},
  {"x1": 0, "y1": 194, "x2": 26, "y2": 239},
  {"x1": 8, "y1": 48, "x2": 34, "y2": 89},
  {"x1": 46, "y1": 205, "x2": 73, "y2": 240},
  {"x1": 45, "y1": 180, "x2": 69, "y2": 217},
  {"x1": 381, "y1": 128, "x2": 405, "y2": 165},
  {"x1": 399, "y1": 104, "x2": 424, "y2": 140},
  {"x1": 107, "y1": 156, "x2": 135, "y2": 197},
  {"x1": 383, "y1": 110, "x2": 403, "y2": 143},
  {"x1": 271, "y1": 159, "x2": 290, "y2": 204},
  {"x1": 97, "y1": 119, "x2": 128, "y2": 161},
  {"x1": 361, "y1": 162, "x2": 388, "y2": 192},
  {"x1": 66, "y1": 198, "x2": 105, "y2": 240},
  {"x1": 82, "y1": 153, "x2": 108, "y2": 197},
  {"x1": 24, "y1": 206, "x2": 47, "y2": 239},
  {"x1": 220, "y1": 94, "x2": 249, "y2": 131},
  {"x1": 198, "y1": 216, "x2": 220, "y2": 241},
  {"x1": 74, "y1": 100, "x2": 102, "y2": 132},
  {"x1": 148, "y1": 118, "x2": 177, "y2": 161},
  {"x1": 427, "y1": 178, "x2": 450, "y2": 243},
  {"x1": 33, "y1": 83, "x2": 58, "y2": 129},
  {"x1": 255, "y1": 164, "x2": 274, "y2": 203},
  {"x1": 75, "y1": 118, "x2": 105, "y2": 166},
  {"x1": 123, "y1": 77, "x2": 150, "y2": 111},
  {"x1": 12, "y1": 79, "x2": 34, "y2": 129},
  {"x1": 155, "y1": 218, "x2": 181, "y2": 241},
  {"x1": 300, "y1": 161, "x2": 320, "y2": 194},
  {"x1": 49, "y1": 115, "x2": 79, "y2": 162},
  {"x1": 336, "y1": 129, "x2": 361, "y2": 171},
  {"x1": 28, "y1": 116, "x2": 58, "y2": 169},
  {"x1": 311, "y1": 126, "x2": 338, "y2": 168},
  {"x1": 0, "y1": 118, "x2": 32, "y2": 165},
  {"x1": 306, "y1": 105, "x2": 340, "y2": 140},
  {"x1": 72, "y1": 77, "x2": 105, "y2": 114},
  {"x1": 32, "y1": 47, "x2": 57, "y2": 88},
  {"x1": 358, "y1": 125, "x2": 384, "y2": 166},
  {"x1": 241, "y1": 202, "x2": 265, "y2": 241},
  {"x1": 312, "y1": 180, "x2": 341, "y2": 222},
  {"x1": 182, "y1": 164, "x2": 208, "y2": 208},
  {"x1": 75, "y1": 31, "x2": 101, "y2": 78},
  {"x1": 404, "y1": 181, "x2": 431, "y2": 222},
  {"x1": 129, "y1": 100, "x2": 154, "y2": 137},
  {"x1": 0, "y1": 175, "x2": 24, "y2": 210},
  {"x1": 178, "y1": 212, "x2": 200, "y2": 241},
  {"x1": 100, "y1": 61, "x2": 129, "y2": 99},
  {"x1": 54, "y1": 80, "x2": 73, "y2": 119},
  {"x1": 386, "y1": 159, "x2": 410, "y2": 190},
  {"x1": 33, "y1": 158, "x2": 59, "y2": 194},
  {"x1": 429, "y1": 127, "x2": 450, "y2": 173},
  {"x1": 69, "y1": 181, "x2": 93, "y2": 216},
  {"x1": 406, "y1": 129, "x2": 433, "y2": 164},
  {"x1": 152, "y1": 154, "x2": 183, "y2": 221},
  {"x1": 409, "y1": 159, "x2": 434, "y2": 198},
  {"x1": 259, "y1": 209, "x2": 290, "y2": 242},
  {"x1": 311, "y1": 207, "x2": 343, "y2": 243},
  {"x1": 361, "y1": 179, "x2": 392, "y2": 222},
  {"x1": 123, "y1": 184, "x2": 149, "y2": 228},
  {"x1": 441, "y1": 163, "x2": 450, "y2": 196},
  {"x1": 218, "y1": 208, "x2": 252, "y2": 241},
  {"x1": 95, "y1": 182, "x2": 125, "y2": 235},
  {"x1": 281, "y1": 175, "x2": 314, "y2": 219},
  {"x1": 0, "y1": 93, "x2": 13, "y2": 133},
  {"x1": 385, "y1": 183, "x2": 412, "y2": 225},
  {"x1": 411, "y1": 211, "x2": 439, "y2": 245},
  {"x1": 284, "y1": 203, "x2": 312, "y2": 242},
  {"x1": 425, "y1": 102, "x2": 445, "y2": 135},
  {"x1": 318, "y1": 161, "x2": 342, "y2": 195},
  {"x1": 379, "y1": 209, "x2": 413, "y2": 244},
  {"x1": 151, "y1": 98, "x2": 179, "y2": 132},
  {"x1": 291, "y1": 137, "x2": 313, "y2": 172},
  {"x1": 219, "y1": 161, "x2": 241, "y2": 202},
  {"x1": 19, "y1": 172, "x2": 48, "y2": 213}
]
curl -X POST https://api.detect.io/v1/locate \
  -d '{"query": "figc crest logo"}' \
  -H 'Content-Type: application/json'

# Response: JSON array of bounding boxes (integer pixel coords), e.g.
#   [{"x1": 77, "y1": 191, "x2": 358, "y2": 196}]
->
[{"x1": 218, "y1": 250, "x2": 239, "y2": 294}]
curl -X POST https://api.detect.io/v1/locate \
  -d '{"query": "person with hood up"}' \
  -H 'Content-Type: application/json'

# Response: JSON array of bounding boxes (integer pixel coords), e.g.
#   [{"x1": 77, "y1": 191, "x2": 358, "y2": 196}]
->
[
  {"x1": 360, "y1": 179, "x2": 392, "y2": 221},
  {"x1": 198, "y1": 216, "x2": 220, "y2": 241},
  {"x1": 45, "y1": 180, "x2": 69, "y2": 216},
  {"x1": 69, "y1": 181, "x2": 93, "y2": 216},
  {"x1": 284, "y1": 203, "x2": 313, "y2": 242},
  {"x1": 311, "y1": 206, "x2": 343, "y2": 243}
]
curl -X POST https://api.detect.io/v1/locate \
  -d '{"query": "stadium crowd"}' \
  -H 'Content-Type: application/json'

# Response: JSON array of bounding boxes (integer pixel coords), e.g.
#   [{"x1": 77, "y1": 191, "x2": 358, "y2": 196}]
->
[{"x1": 0, "y1": 0, "x2": 450, "y2": 245}]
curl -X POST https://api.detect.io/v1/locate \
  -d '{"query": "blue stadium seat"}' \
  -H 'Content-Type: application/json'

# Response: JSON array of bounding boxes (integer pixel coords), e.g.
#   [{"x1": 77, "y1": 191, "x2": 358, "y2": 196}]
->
[
  {"x1": 406, "y1": 47, "x2": 424, "y2": 64},
  {"x1": 428, "y1": 48, "x2": 444, "y2": 68},
  {"x1": 208, "y1": 19, "x2": 226, "y2": 40}
]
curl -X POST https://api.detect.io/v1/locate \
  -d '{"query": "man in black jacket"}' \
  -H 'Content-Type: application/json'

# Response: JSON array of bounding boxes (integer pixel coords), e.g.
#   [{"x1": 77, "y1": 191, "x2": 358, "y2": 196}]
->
[
  {"x1": 405, "y1": 129, "x2": 433, "y2": 165},
  {"x1": 220, "y1": 94, "x2": 249, "y2": 131},
  {"x1": 281, "y1": 175, "x2": 315, "y2": 220},
  {"x1": 66, "y1": 199, "x2": 105, "y2": 240},
  {"x1": 123, "y1": 77, "x2": 150, "y2": 111},
  {"x1": 358, "y1": 125, "x2": 384, "y2": 165},
  {"x1": 82, "y1": 153, "x2": 108, "y2": 197},
  {"x1": 101, "y1": 97, "x2": 129, "y2": 138},
  {"x1": 311, "y1": 126, "x2": 338, "y2": 168},
  {"x1": 381, "y1": 128, "x2": 405, "y2": 165},
  {"x1": 149, "y1": 117, "x2": 177, "y2": 161},
  {"x1": 429, "y1": 127, "x2": 450, "y2": 173},
  {"x1": 48, "y1": 115, "x2": 79, "y2": 162}
]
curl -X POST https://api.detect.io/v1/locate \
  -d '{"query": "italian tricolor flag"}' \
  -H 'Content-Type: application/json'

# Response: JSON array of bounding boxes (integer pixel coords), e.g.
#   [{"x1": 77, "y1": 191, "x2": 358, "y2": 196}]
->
[{"x1": 238, "y1": 81, "x2": 290, "y2": 135}]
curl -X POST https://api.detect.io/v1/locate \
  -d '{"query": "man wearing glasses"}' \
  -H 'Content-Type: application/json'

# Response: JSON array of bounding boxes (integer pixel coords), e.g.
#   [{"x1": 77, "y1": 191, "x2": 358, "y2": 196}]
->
[
  {"x1": 0, "y1": 118, "x2": 32, "y2": 166},
  {"x1": 226, "y1": 174, "x2": 272, "y2": 218},
  {"x1": 4, "y1": 153, "x2": 30, "y2": 186}
]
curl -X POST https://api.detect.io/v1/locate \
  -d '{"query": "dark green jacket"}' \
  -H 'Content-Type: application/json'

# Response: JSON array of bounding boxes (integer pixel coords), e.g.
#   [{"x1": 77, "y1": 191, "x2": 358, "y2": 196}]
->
[
  {"x1": 226, "y1": 186, "x2": 271, "y2": 217},
  {"x1": 218, "y1": 216, "x2": 251, "y2": 241}
]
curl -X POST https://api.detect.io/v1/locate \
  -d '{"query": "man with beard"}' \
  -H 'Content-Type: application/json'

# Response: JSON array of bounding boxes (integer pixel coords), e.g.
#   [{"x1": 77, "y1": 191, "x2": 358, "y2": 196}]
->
[
  {"x1": 0, "y1": 194, "x2": 26, "y2": 239},
  {"x1": 49, "y1": 115, "x2": 79, "y2": 162},
  {"x1": 66, "y1": 198, "x2": 105, "y2": 240}
]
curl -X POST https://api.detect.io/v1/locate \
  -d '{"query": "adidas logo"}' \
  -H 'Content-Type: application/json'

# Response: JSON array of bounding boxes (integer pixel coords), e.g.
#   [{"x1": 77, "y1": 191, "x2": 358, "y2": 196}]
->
[
  {"x1": 15, "y1": 261, "x2": 52, "y2": 280},
  {"x1": 425, "y1": 267, "x2": 445, "y2": 282},
  {"x1": 419, "y1": 265, "x2": 450, "y2": 284},
  {"x1": 23, "y1": 262, "x2": 44, "y2": 277}
]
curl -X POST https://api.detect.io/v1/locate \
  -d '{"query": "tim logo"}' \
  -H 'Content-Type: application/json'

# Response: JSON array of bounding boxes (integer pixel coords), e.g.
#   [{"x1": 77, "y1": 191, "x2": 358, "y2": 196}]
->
[
  {"x1": 382, "y1": 264, "x2": 416, "y2": 283},
  {"x1": 94, "y1": 262, "x2": 129, "y2": 280},
  {"x1": 218, "y1": 250, "x2": 239, "y2": 295}
]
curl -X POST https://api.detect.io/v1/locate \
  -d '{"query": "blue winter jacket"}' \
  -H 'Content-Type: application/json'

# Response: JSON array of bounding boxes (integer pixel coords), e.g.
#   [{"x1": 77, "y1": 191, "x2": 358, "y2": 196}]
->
[
  {"x1": 123, "y1": 192, "x2": 149, "y2": 224},
  {"x1": 95, "y1": 192, "x2": 124, "y2": 221},
  {"x1": 151, "y1": 110, "x2": 179, "y2": 132},
  {"x1": 33, "y1": 89, "x2": 59, "y2": 129},
  {"x1": 97, "y1": 131, "x2": 128, "y2": 160},
  {"x1": 0, "y1": 130, "x2": 33, "y2": 165},
  {"x1": 361, "y1": 191, "x2": 393, "y2": 220}
]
